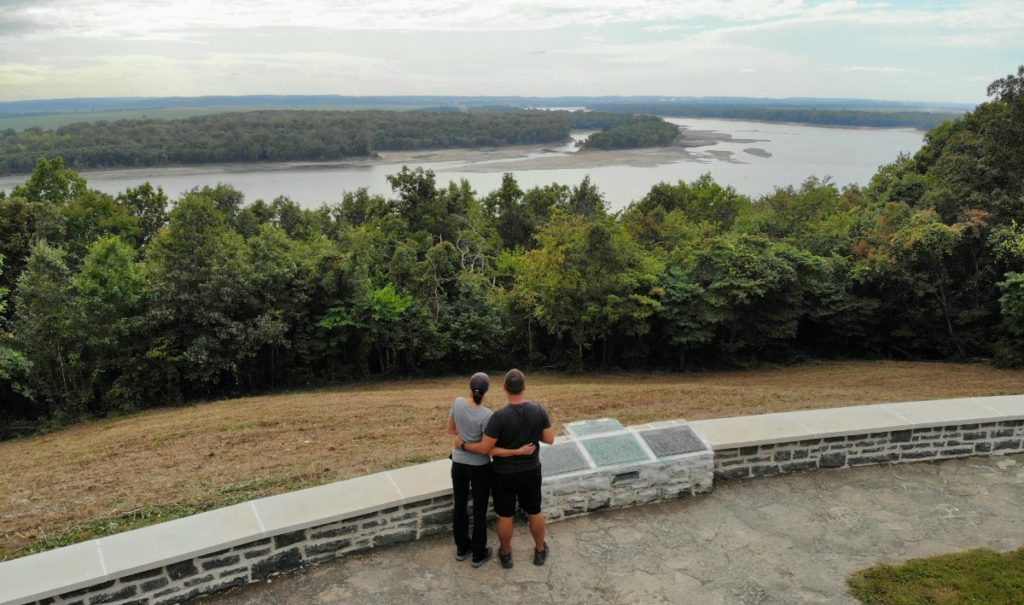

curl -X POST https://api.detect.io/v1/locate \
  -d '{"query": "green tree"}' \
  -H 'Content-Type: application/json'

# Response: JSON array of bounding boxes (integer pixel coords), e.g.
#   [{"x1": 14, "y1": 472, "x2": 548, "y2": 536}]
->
[
  {"x1": 186, "y1": 184, "x2": 246, "y2": 225},
  {"x1": 518, "y1": 211, "x2": 661, "y2": 368},
  {"x1": 851, "y1": 206, "x2": 994, "y2": 358},
  {"x1": 61, "y1": 189, "x2": 140, "y2": 260},
  {"x1": 565, "y1": 175, "x2": 607, "y2": 220},
  {"x1": 12, "y1": 241, "x2": 81, "y2": 420},
  {"x1": 735, "y1": 177, "x2": 861, "y2": 256},
  {"x1": 116, "y1": 183, "x2": 168, "y2": 246},
  {"x1": 244, "y1": 225, "x2": 317, "y2": 387},
  {"x1": 632, "y1": 173, "x2": 748, "y2": 229},
  {"x1": 387, "y1": 166, "x2": 440, "y2": 232},
  {"x1": 915, "y1": 65, "x2": 1024, "y2": 224},
  {"x1": 0, "y1": 194, "x2": 65, "y2": 292},
  {"x1": 484, "y1": 173, "x2": 532, "y2": 250},
  {"x1": 139, "y1": 195, "x2": 260, "y2": 402},
  {"x1": 439, "y1": 272, "x2": 509, "y2": 366},
  {"x1": 319, "y1": 281, "x2": 413, "y2": 375},
  {"x1": 11, "y1": 157, "x2": 87, "y2": 205},
  {"x1": 0, "y1": 254, "x2": 32, "y2": 415},
  {"x1": 657, "y1": 234, "x2": 824, "y2": 366},
  {"x1": 996, "y1": 272, "x2": 1024, "y2": 366},
  {"x1": 71, "y1": 236, "x2": 145, "y2": 412},
  {"x1": 337, "y1": 188, "x2": 389, "y2": 227}
]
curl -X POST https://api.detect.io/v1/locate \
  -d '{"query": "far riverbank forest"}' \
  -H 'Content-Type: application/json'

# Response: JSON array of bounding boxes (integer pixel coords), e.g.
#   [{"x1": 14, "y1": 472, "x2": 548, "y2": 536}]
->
[
  {"x1": 589, "y1": 103, "x2": 958, "y2": 131},
  {"x1": 0, "y1": 67, "x2": 1022, "y2": 430},
  {"x1": 0, "y1": 110, "x2": 677, "y2": 175}
]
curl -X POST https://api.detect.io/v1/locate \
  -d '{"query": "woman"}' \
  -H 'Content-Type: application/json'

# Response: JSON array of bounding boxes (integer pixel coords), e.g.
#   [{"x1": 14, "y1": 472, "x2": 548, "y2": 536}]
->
[{"x1": 447, "y1": 372, "x2": 496, "y2": 567}]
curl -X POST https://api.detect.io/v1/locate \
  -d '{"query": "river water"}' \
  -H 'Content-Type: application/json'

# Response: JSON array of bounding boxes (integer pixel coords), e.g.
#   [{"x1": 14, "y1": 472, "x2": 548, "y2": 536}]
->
[{"x1": 0, "y1": 117, "x2": 925, "y2": 210}]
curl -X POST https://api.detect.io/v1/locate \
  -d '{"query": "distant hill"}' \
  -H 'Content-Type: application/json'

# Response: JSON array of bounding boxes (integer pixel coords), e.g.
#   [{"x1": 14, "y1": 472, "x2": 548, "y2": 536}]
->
[{"x1": 0, "y1": 94, "x2": 975, "y2": 118}]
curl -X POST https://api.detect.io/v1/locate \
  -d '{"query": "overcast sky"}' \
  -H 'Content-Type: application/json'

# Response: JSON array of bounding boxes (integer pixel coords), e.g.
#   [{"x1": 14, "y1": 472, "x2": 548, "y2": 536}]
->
[{"x1": 0, "y1": 0, "x2": 1020, "y2": 104}]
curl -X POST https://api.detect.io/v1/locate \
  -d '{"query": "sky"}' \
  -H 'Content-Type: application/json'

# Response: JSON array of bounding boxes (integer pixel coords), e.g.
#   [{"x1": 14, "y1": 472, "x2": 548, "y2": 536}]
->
[{"x1": 0, "y1": 0, "x2": 1020, "y2": 104}]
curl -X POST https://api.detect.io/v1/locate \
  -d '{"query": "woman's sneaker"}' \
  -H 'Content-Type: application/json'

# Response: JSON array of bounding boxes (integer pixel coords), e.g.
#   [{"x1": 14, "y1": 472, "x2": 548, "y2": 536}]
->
[
  {"x1": 533, "y1": 542, "x2": 549, "y2": 566},
  {"x1": 471, "y1": 547, "x2": 493, "y2": 568},
  {"x1": 499, "y1": 549, "x2": 513, "y2": 569}
]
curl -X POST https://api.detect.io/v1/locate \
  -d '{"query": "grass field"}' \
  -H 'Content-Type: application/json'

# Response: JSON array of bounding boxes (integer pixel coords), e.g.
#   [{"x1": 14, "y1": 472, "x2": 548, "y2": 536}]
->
[
  {"x1": 848, "y1": 547, "x2": 1024, "y2": 604},
  {"x1": 2, "y1": 360, "x2": 1023, "y2": 562},
  {"x1": 0, "y1": 104, "x2": 429, "y2": 131}
]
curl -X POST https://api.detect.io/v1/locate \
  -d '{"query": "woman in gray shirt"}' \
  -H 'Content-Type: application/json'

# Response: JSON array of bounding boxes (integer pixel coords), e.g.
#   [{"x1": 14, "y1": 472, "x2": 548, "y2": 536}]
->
[{"x1": 447, "y1": 372, "x2": 532, "y2": 567}]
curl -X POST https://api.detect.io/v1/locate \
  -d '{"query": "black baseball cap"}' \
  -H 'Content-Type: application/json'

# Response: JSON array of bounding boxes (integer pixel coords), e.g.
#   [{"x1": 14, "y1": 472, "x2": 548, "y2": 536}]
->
[{"x1": 470, "y1": 372, "x2": 490, "y2": 394}]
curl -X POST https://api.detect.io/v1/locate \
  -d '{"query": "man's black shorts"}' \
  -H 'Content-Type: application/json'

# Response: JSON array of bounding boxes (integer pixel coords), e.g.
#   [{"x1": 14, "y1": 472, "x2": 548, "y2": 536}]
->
[{"x1": 491, "y1": 467, "x2": 542, "y2": 517}]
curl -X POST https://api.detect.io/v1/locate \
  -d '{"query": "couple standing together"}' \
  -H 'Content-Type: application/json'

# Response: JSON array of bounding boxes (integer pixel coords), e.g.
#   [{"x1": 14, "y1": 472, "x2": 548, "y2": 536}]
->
[{"x1": 447, "y1": 368, "x2": 554, "y2": 569}]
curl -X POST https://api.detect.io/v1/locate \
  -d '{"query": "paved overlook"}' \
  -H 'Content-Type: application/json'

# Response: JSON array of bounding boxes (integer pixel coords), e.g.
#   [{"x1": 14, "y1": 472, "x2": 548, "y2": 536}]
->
[{"x1": 203, "y1": 454, "x2": 1024, "y2": 605}]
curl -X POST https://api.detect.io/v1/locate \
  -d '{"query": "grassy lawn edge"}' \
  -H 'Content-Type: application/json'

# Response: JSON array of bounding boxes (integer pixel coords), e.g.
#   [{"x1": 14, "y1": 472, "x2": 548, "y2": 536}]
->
[
  {"x1": 4, "y1": 361, "x2": 1024, "y2": 563},
  {"x1": 847, "y1": 547, "x2": 1024, "y2": 605}
]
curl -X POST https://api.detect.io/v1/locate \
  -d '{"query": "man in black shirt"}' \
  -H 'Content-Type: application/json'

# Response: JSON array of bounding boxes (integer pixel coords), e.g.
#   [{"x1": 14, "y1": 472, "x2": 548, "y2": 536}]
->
[{"x1": 457, "y1": 369, "x2": 554, "y2": 568}]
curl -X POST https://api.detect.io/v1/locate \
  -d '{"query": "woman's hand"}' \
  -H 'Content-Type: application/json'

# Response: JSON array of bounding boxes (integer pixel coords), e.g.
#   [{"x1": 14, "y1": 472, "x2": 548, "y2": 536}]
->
[{"x1": 516, "y1": 443, "x2": 537, "y2": 456}]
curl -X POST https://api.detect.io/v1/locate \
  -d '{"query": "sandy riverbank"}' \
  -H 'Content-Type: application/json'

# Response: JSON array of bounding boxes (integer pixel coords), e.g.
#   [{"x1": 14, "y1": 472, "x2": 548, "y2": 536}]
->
[{"x1": 378, "y1": 125, "x2": 768, "y2": 171}]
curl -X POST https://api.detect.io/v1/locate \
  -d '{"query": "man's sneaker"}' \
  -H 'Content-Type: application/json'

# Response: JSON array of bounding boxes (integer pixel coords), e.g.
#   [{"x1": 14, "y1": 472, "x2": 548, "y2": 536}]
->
[
  {"x1": 455, "y1": 548, "x2": 470, "y2": 561},
  {"x1": 471, "y1": 547, "x2": 493, "y2": 568},
  {"x1": 499, "y1": 549, "x2": 513, "y2": 569},
  {"x1": 533, "y1": 542, "x2": 549, "y2": 566}
]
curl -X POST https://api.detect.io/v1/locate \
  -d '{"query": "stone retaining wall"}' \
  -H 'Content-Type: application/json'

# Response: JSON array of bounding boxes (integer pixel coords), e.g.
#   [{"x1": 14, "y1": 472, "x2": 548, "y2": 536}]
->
[
  {"x1": 543, "y1": 452, "x2": 714, "y2": 521},
  {"x1": 26, "y1": 495, "x2": 456, "y2": 605},
  {"x1": 713, "y1": 419, "x2": 1024, "y2": 481}
]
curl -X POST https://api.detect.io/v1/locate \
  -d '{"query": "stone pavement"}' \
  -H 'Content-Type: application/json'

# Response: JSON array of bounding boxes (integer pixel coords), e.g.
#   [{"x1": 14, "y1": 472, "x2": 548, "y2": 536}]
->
[{"x1": 203, "y1": 454, "x2": 1024, "y2": 604}]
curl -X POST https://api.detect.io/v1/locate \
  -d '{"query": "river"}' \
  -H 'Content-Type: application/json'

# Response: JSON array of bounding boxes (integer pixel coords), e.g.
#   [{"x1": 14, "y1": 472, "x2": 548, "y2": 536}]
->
[{"x1": 0, "y1": 117, "x2": 925, "y2": 210}]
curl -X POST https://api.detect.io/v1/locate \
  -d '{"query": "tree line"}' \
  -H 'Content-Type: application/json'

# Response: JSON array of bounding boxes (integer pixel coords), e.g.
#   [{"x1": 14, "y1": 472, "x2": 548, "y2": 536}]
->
[
  {"x1": 589, "y1": 103, "x2": 962, "y2": 131},
  {"x1": 1, "y1": 67, "x2": 1021, "y2": 434},
  {"x1": 0, "y1": 110, "x2": 679, "y2": 176},
  {"x1": 578, "y1": 115, "x2": 679, "y2": 149}
]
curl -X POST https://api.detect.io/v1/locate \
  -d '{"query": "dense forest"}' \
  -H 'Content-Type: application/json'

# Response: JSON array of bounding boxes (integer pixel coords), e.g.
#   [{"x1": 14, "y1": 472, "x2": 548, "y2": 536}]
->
[
  {"x1": 578, "y1": 114, "x2": 680, "y2": 149},
  {"x1": 589, "y1": 103, "x2": 961, "y2": 130},
  {"x1": 0, "y1": 110, "x2": 679, "y2": 175},
  {"x1": 0, "y1": 67, "x2": 1021, "y2": 435}
]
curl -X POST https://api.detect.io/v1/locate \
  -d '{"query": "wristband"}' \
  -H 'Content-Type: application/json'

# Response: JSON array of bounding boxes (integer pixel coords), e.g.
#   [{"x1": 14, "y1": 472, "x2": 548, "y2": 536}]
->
[{"x1": 460, "y1": 442, "x2": 466, "y2": 451}]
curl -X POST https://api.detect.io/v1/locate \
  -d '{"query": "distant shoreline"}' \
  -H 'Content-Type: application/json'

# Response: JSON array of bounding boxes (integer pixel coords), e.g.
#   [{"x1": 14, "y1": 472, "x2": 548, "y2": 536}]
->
[
  {"x1": 0, "y1": 127, "x2": 744, "y2": 183},
  {"x1": 0, "y1": 118, "x2": 922, "y2": 186}
]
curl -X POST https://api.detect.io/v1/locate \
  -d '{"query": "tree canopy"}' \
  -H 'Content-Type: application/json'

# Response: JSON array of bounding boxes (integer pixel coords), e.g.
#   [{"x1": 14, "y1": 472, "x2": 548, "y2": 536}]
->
[{"x1": 1, "y1": 67, "x2": 1021, "y2": 434}]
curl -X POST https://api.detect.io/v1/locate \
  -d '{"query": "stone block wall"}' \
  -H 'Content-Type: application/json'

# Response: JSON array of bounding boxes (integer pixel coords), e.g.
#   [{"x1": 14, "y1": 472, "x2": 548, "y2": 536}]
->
[
  {"x1": 543, "y1": 451, "x2": 714, "y2": 521},
  {"x1": 713, "y1": 419, "x2": 1024, "y2": 481},
  {"x1": 24, "y1": 449, "x2": 716, "y2": 605},
  {"x1": 27, "y1": 495, "x2": 455, "y2": 605}
]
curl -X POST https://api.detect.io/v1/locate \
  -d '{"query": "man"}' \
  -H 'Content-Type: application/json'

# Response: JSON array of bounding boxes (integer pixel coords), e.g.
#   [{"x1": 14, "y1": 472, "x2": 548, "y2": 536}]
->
[{"x1": 456, "y1": 368, "x2": 555, "y2": 568}]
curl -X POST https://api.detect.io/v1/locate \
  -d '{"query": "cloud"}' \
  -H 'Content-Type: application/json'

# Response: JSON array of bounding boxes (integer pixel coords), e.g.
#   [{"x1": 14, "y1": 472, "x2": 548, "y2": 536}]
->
[
  {"x1": 0, "y1": 0, "x2": 892, "y2": 40},
  {"x1": 840, "y1": 66, "x2": 910, "y2": 73},
  {"x1": 0, "y1": 51, "x2": 402, "y2": 99},
  {"x1": 0, "y1": 63, "x2": 52, "y2": 87},
  {"x1": 0, "y1": 13, "x2": 44, "y2": 37},
  {"x1": 0, "y1": 0, "x2": 1017, "y2": 103},
  {"x1": 3, "y1": 1, "x2": 1020, "y2": 59}
]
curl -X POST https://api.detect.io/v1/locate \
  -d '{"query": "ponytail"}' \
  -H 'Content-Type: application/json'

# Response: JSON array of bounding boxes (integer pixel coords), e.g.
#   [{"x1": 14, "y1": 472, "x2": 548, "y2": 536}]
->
[{"x1": 468, "y1": 372, "x2": 489, "y2": 404}]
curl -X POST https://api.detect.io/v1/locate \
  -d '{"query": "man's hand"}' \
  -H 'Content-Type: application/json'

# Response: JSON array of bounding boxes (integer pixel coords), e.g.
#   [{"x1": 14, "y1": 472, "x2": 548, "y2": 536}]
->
[{"x1": 454, "y1": 436, "x2": 464, "y2": 449}]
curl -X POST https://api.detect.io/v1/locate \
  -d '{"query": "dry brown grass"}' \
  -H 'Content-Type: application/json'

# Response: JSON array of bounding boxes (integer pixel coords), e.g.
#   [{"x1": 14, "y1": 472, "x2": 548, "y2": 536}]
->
[{"x1": 2, "y1": 360, "x2": 1023, "y2": 560}]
